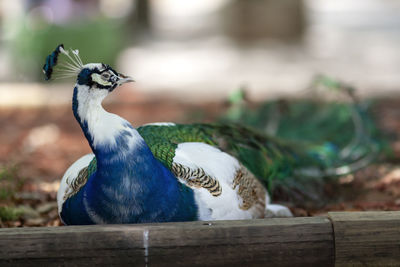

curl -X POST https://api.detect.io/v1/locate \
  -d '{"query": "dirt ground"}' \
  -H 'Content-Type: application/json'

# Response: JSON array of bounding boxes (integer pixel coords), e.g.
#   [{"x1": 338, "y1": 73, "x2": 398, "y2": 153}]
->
[{"x1": 1, "y1": 97, "x2": 400, "y2": 227}]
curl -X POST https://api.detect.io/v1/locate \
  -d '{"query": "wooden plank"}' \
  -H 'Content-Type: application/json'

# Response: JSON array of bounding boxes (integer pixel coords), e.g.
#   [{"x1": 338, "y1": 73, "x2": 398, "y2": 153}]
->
[
  {"x1": 328, "y1": 211, "x2": 400, "y2": 267},
  {"x1": 0, "y1": 217, "x2": 333, "y2": 267}
]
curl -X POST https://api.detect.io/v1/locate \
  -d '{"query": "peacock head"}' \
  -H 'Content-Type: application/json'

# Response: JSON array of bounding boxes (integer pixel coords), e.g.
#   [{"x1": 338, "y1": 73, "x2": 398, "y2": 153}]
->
[
  {"x1": 76, "y1": 63, "x2": 134, "y2": 92},
  {"x1": 43, "y1": 44, "x2": 134, "y2": 94}
]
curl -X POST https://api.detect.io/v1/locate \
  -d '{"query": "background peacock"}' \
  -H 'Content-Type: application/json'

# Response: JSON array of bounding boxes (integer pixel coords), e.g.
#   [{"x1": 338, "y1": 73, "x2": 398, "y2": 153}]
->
[{"x1": 44, "y1": 45, "x2": 379, "y2": 225}]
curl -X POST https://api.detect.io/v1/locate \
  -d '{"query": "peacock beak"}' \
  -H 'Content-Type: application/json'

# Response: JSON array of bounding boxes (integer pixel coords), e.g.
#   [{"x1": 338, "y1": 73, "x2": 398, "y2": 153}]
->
[{"x1": 117, "y1": 73, "x2": 134, "y2": 85}]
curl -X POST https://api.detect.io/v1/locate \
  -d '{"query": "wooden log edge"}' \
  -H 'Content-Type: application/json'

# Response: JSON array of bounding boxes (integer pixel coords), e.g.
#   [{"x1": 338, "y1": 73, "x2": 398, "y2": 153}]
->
[
  {"x1": 0, "y1": 217, "x2": 334, "y2": 267},
  {"x1": 328, "y1": 211, "x2": 400, "y2": 267},
  {"x1": 0, "y1": 211, "x2": 399, "y2": 266}
]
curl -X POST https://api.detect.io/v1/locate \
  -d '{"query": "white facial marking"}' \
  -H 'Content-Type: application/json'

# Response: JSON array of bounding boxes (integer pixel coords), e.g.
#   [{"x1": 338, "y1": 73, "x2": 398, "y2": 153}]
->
[{"x1": 91, "y1": 73, "x2": 112, "y2": 86}]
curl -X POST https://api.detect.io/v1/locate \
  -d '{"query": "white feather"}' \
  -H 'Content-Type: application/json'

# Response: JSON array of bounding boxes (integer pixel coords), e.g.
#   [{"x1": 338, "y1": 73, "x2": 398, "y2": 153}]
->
[
  {"x1": 173, "y1": 142, "x2": 262, "y2": 220},
  {"x1": 59, "y1": 46, "x2": 83, "y2": 70},
  {"x1": 142, "y1": 122, "x2": 176, "y2": 127},
  {"x1": 75, "y1": 84, "x2": 142, "y2": 150},
  {"x1": 57, "y1": 153, "x2": 95, "y2": 214},
  {"x1": 265, "y1": 204, "x2": 293, "y2": 217}
]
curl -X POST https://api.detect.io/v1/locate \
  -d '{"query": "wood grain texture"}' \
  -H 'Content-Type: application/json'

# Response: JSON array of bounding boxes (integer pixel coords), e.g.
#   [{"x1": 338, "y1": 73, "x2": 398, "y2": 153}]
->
[
  {"x1": 0, "y1": 217, "x2": 334, "y2": 267},
  {"x1": 328, "y1": 211, "x2": 400, "y2": 267}
]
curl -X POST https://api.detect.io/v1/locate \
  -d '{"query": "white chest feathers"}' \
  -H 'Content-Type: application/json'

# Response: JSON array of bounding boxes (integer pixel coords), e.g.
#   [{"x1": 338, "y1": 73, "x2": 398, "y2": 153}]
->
[
  {"x1": 173, "y1": 142, "x2": 268, "y2": 220},
  {"x1": 75, "y1": 85, "x2": 142, "y2": 149}
]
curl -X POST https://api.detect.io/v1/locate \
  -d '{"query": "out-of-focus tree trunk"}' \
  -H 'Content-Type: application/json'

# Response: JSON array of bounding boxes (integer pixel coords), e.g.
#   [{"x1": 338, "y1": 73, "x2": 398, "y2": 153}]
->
[
  {"x1": 223, "y1": 0, "x2": 304, "y2": 42},
  {"x1": 136, "y1": 0, "x2": 150, "y2": 32},
  {"x1": 128, "y1": 0, "x2": 151, "y2": 38}
]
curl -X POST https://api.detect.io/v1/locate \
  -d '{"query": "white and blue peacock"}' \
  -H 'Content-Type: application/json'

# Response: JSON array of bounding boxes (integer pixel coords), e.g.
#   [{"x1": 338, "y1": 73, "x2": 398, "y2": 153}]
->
[{"x1": 43, "y1": 45, "x2": 378, "y2": 225}]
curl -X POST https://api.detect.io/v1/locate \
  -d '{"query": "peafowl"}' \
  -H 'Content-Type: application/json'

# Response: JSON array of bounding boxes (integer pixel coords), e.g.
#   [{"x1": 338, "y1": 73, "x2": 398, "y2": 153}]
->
[{"x1": 44, "y1": 45, "x2": 376, "y2": 225}]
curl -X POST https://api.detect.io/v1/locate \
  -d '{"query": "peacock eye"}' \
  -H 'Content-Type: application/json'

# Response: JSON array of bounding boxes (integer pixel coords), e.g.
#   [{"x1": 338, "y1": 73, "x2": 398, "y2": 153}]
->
[{"x1": 101, "y1": 72, "x2": 111, "y2": 81}]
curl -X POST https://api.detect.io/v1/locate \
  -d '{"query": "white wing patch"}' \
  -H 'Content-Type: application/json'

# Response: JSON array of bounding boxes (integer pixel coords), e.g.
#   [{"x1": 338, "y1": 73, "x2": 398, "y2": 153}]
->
[
  {"x1": 173, "y1": 142, "x2": 266, "y2": 220},
  {"x1": 57, "y1": 153, "x2": 95, "y2": 214}
]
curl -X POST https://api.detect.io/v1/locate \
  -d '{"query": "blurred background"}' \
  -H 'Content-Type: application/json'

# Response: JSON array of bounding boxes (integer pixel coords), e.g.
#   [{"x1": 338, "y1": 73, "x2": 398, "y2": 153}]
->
[
  {"x1": 1, "y1": 0, "x2": 400, "y2": 227},
  {"x1": 1, "y1": 0, "x2": 400, "y2": 104}
]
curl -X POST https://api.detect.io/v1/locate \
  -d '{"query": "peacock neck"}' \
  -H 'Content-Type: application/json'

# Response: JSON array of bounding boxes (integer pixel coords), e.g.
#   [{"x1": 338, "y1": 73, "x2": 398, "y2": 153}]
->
[
  {"x1": 69, "y1": 85, "x2": 197, "y2": 224},
  {"x1": 73, "y1": 85, "x2": 145, "y2": 159}
]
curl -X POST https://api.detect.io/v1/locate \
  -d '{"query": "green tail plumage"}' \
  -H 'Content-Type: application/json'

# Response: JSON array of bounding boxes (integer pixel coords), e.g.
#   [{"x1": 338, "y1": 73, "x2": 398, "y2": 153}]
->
[{"x1": 220, "y1": 76, "x2": 388, "y2": 205}]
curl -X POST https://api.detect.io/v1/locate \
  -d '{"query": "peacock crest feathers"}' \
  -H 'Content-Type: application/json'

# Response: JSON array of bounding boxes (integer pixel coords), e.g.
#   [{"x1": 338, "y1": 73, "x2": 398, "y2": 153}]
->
[{"x1": 43, "y1": 44, "x2": 84, "y2": 81}]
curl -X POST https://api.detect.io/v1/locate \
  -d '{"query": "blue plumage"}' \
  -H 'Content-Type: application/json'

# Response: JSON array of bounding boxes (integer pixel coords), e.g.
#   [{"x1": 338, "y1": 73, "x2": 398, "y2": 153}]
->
[{"x1": 61, "y1": 143, "x2": 198, "y2": 224}]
